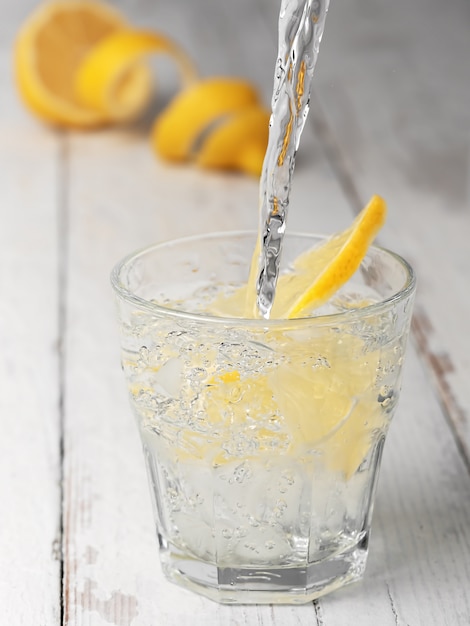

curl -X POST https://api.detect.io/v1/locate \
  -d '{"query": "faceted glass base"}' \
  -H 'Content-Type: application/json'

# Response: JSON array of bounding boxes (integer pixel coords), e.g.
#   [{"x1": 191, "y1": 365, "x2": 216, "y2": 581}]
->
[{"x1": 158, "y1": 533, "x2": 369, "y2": 604}]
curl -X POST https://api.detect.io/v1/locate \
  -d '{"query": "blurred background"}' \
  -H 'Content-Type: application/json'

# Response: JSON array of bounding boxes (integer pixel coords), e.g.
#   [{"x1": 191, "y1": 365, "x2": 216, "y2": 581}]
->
[{"x1": 3, "y1": 0, "x2": 468, "y2": 223}]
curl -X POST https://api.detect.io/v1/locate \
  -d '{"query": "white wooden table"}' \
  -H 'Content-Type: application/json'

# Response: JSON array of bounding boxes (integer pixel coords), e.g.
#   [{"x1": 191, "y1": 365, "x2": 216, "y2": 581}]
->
[{"x1": 2, "y1": 0, "x2": 470, "y2": 624}]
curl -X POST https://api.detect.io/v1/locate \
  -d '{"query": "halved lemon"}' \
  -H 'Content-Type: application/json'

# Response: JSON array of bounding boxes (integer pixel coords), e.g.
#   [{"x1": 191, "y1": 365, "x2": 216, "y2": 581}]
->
[
  {"x1": 15, "y1": 0, "x2": 131, "y2": 127},
  {"x1": 15, "y1": 0, "x2": 197, "y2": 128}
]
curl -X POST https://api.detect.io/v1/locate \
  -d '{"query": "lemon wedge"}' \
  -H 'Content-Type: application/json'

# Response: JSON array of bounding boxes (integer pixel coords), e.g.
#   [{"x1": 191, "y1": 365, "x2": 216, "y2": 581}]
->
[
  {"x1": 135, "y1": 332, "x2": 385, "y2": 478},
  {"x1": 273, "y1": 195, "x2": 387, "y2": 318}
]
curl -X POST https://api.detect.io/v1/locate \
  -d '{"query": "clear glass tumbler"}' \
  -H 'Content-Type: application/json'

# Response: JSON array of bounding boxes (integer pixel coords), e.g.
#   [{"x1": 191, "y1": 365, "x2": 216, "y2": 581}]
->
[{"x1": 111, "y1": 231, "x2": 416, "y2": 604}]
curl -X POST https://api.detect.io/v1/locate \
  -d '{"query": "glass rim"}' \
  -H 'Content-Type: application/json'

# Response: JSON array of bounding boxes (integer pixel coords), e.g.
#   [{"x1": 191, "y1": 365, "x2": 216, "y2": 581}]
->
[{"x1": 110, "y1": 230, "x2": 416, "y2": 327}]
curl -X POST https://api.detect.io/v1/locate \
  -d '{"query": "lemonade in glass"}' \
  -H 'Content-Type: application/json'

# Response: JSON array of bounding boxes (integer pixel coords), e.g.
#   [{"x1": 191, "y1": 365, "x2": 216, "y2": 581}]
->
[{"x1": 111, "y1": 229, "x2": 415, "y2": 603}]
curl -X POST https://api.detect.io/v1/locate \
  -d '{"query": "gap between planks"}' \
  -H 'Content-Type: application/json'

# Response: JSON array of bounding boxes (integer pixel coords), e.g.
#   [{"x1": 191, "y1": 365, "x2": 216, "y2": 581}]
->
[{"x1": 57, "y1": 131, "x2": 69, "y2": 626}]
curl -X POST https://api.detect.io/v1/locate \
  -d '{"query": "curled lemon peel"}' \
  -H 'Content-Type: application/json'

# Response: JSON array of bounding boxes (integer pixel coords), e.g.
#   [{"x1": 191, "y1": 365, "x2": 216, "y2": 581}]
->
[
  {"x1": 15, "y1": 1, "x2": 268, "y2": 176},
  {"x1": 75, "y1": 29, "x2": 198, "y2": 121},
  {"x1": 196, "y1": 105, "x2": 270, "y2": 176},
  {"x1": 151, "y1": 77, "x2": 261, "y2": 162}
]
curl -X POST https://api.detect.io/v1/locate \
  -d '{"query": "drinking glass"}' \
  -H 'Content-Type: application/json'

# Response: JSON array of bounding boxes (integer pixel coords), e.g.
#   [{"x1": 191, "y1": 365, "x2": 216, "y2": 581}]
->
[{"x1": 111, "y1": 231, "x2": 416, "y2": 604}]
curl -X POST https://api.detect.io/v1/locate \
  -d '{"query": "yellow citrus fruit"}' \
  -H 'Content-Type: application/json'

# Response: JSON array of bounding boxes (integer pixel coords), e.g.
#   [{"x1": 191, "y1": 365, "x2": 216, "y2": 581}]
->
[
  {"x1": 129, "y1": 197, "x2": 388, "y2": 477},
  {"x1": 207, "y1": 196, "x2": 387, "y2": 319},
  {"x1": 133, "y1": 332, "x2": 385, "y2": 478},
  {"x1": 176, "y1": 197, "x2": 388, "y2": 476},
  {"x1": 14, "y1": 0, "x2": 131, "y2": 127},
  {"x1": 75, "y1": 29, "x2": 197, "y2": 122},
  {"x1": 272, "y1": 195, "x2": 387, "y2": 318},
  {"x1": 265, "y1": 334, "x2": 384, "y2": 478},
  {"x1": 151, "y1": 77, "x2": 261, "y2": 162},
  {"x1": 196, "y1": 105, "x2": 270, "y2": 176},
  {"x1": 14, "y1": 0, "x2": 197, "y2": 128}
]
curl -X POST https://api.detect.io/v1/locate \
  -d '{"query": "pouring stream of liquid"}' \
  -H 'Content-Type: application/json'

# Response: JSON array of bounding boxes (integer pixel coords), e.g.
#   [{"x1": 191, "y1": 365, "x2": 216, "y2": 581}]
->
[{"x1": 247, "y1": 0, "x2": 330, "y2": 319}]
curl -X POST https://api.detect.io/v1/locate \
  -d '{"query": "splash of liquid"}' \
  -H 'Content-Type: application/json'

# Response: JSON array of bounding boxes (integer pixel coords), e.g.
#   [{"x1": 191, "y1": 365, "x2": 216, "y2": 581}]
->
[{"x1": 248, "y1": 0, "x2": 330, "y2": 319}]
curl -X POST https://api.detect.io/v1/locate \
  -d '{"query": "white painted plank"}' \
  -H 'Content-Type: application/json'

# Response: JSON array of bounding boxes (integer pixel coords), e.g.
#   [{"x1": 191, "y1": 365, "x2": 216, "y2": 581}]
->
[{"x1": 0, "y1": 46, "x2": 61, "y2": 624}]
